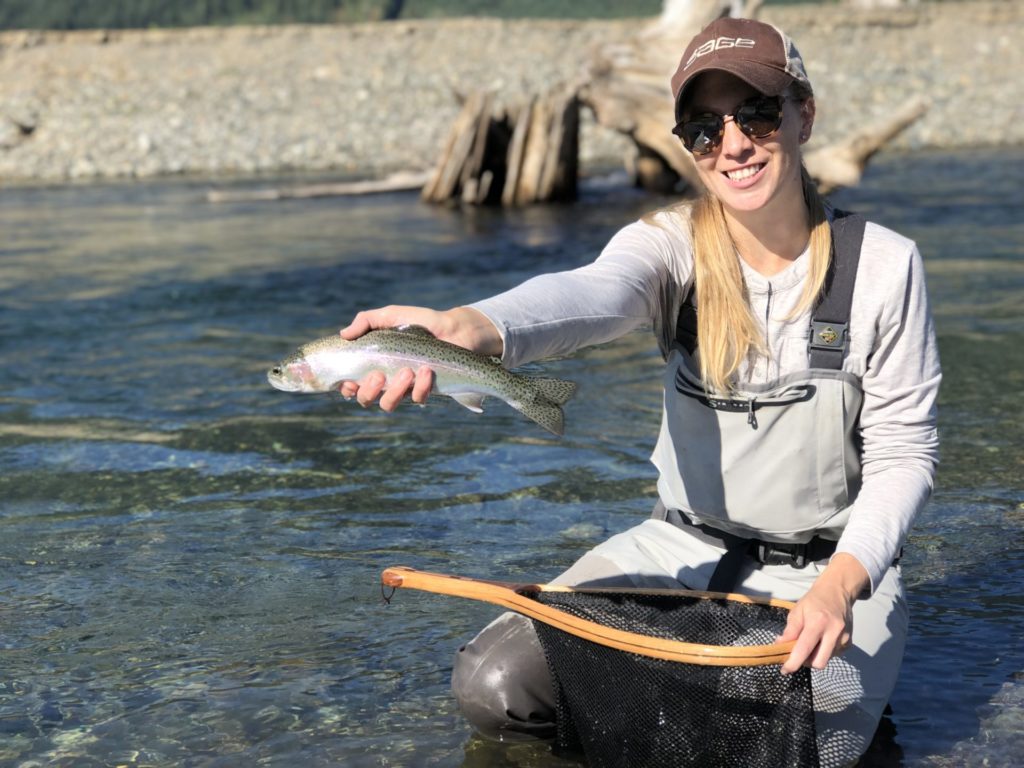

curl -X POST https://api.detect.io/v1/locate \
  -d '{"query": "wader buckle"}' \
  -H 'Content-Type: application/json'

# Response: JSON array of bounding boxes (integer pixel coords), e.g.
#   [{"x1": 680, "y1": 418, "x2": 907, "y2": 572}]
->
[
  {"x1": 808, "y1": 320, "x2": 849, "y2": 354},
  {"x1": 756, "y1": 541, "x2": 809, "y2": 569}
]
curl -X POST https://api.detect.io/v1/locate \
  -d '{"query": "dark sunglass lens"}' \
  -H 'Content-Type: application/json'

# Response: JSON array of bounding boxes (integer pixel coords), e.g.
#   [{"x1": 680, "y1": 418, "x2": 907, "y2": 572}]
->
[
  {"x1": 681, "y1": 116, "x2": 723, "y2": 154},
  {"x1": 736, "y1": 97, "x2": 782, "y2": 138}
]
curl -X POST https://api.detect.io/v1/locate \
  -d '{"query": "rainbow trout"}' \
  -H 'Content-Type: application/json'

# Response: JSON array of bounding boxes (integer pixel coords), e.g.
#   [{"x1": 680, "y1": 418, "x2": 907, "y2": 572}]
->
[{"x1": 267, "y1": 326, "x2": 577, "y2": 436}]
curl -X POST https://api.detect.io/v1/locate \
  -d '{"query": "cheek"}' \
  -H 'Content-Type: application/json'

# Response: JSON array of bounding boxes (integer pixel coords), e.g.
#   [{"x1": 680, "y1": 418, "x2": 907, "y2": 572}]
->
[
  {"x1": 777, "y1": 133, "x2": 806, "y2": 171},
  {"x1": 782, "y1": 107, "x2": 810, "y2": 151},
  {"x1": 694, "y1": 155, "x2": 723, "y2": 184},
  {"x1": 288, "y1": 361, "x2": 316, "y2": 385}
]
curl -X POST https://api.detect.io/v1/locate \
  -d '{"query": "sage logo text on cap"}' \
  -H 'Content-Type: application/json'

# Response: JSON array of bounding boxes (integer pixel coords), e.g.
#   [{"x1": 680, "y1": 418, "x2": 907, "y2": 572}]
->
[{"x1": 685, "y1": 36, "x2": 757, "y2": 70}]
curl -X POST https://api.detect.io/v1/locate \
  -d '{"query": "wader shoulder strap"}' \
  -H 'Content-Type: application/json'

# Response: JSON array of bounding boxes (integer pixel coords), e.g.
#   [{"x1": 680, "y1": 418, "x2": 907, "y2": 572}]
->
[
  {"x1": 808, "y1": 210, "x2": 866, "y2": 370},
  {"x1": 675, "y1": 280, "x2": 698, "y2": 356},
  {"x1": 673, "y1": 211, "x2": 868, "y2": 368}
]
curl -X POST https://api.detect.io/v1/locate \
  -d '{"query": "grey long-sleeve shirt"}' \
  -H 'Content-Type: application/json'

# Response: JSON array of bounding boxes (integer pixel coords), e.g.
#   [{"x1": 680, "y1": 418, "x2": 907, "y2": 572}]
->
[{"x1": 470, "y1": 209, "x2": 941, "y2": 592}]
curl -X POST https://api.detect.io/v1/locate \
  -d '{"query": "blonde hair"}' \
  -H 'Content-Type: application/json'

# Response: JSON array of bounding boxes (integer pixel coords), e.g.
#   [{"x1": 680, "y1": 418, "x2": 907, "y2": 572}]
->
[{"x1": 689, "y1": 165, "x2": 830, "y2": 393}]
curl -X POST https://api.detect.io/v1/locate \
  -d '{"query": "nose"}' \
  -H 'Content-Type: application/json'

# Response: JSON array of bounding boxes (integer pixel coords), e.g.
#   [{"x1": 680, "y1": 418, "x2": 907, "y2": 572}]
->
[{"x1": 720, "y1": 115, "x2": 754, "y2": 156}]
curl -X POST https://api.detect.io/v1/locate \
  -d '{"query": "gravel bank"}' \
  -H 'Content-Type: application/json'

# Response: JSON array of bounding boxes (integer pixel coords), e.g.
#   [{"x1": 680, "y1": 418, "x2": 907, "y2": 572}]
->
[{"x1": 0, "y1": 1, "x2": 1021, "y2": 183}]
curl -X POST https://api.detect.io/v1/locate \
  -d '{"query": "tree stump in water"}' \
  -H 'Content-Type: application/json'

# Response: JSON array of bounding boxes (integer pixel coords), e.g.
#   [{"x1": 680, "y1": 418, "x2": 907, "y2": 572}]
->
[{"x1": 421, "y1": 87, "x2": 579, "y2": 206}]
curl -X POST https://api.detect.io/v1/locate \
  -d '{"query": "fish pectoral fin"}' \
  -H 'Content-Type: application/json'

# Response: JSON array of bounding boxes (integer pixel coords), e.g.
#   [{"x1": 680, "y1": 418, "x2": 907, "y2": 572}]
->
[{"x1": 450, "y1": 393, "x2": 485, "y2": 413}]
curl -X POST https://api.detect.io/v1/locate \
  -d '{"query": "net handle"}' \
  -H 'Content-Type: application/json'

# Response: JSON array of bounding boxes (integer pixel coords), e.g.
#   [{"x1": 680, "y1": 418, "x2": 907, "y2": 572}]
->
[{"x1": 381, "y1": 566, "x2": 797, "y2": 667}]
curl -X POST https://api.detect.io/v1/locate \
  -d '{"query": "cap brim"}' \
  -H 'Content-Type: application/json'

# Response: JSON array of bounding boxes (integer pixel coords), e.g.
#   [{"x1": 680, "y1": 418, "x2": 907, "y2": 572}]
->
[{"x1": 674, "y1": 61, "x2": 794, "y2": 121}]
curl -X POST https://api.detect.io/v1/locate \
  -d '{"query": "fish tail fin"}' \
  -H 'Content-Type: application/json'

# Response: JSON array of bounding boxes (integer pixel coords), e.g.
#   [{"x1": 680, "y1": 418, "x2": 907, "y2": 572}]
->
[
  {"x1": 509, "y1": 377, "x2": 576, "y2": 435},
  {"x1": 531, "y1": 378, "x2": 577, "y2": 406},
  {"x1": 511, "y1": 399, "x2": 567, "y2": 437}
]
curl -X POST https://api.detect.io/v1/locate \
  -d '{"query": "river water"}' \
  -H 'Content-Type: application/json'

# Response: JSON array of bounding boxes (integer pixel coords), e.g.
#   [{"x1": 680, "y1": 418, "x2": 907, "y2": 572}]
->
[{"x1": 1, "y1": 149, "x2": 1022, "y2": 767}]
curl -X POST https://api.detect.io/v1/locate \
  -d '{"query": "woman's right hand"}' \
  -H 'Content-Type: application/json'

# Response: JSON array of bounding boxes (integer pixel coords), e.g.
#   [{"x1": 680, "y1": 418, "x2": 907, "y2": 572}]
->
[{"x1": 338, "y1": 305, "x2": 503, "y2": 412}]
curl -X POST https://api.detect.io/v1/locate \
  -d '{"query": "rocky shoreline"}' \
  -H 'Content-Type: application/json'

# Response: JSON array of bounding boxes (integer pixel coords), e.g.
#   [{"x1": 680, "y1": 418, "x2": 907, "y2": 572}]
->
[{"x1": 0, "y1": 1, "x2": 1021, "y2": 185}]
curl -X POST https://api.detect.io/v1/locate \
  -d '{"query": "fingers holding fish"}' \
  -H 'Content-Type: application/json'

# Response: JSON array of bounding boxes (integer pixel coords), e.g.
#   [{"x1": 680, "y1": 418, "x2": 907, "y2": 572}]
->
[
  {"x1": 340, "y1": 305, "x2": 504, "y2": 359},
  {"x1": 410, "y1": 364, "x2": 435, "y2": 405},
  {"x1": 342, "y1": 364, "x2": 435, "y2": 411},
  {"x1": 341, "y1": 305, "x2": 445, "y2": 342},
  {"x1": 354, "y1": 370, "x2": 387, "y2": 408},
  {"x1": 377, "y1": 366, "x2": 428, "y2": 411}
]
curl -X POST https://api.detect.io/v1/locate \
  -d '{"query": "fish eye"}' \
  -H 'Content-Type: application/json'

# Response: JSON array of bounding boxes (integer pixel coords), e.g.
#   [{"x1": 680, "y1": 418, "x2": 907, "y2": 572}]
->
[{"x1": 272, "y1": 366, "x2": 282, "y2": 375}]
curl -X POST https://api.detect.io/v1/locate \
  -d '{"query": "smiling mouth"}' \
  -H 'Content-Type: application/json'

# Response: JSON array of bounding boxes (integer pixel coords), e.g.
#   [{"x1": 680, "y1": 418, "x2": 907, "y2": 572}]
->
[{"x1": 724, "y1": 164, "x2": 765, "y2": 181}]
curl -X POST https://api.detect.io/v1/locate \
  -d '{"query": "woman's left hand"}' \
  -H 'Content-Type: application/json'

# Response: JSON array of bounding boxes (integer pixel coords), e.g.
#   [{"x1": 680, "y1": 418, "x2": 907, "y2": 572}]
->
[{"x1": 779, "y1": 553, "x2": 869, "y2": 674}]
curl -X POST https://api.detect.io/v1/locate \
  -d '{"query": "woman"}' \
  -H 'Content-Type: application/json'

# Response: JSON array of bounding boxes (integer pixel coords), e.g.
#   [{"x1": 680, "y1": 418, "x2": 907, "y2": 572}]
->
[{"x1": 340, "y1": 17, "x2": 940, "y2": 766}]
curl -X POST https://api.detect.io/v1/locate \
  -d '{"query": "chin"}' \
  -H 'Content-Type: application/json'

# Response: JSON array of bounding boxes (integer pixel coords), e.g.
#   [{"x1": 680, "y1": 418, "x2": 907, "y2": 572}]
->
[
  {"x1": 714, "y1": 185, "x2": 776, "y2": 215},
  {"x1": 709, "y1": 170, "x2": 789, "y2": 215}
]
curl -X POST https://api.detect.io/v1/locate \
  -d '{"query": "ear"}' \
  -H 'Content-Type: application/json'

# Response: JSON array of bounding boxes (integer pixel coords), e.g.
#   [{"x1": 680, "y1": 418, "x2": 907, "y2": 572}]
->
[{"x1": 798, "y1": 97, "x2": 816, "y2": 144}]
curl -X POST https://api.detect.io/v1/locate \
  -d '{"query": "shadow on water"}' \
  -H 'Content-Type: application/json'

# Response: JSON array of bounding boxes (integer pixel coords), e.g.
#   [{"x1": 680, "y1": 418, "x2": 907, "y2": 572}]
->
[{"x1": 1, "y1": 150, "x2": 1022, "y2": 766}]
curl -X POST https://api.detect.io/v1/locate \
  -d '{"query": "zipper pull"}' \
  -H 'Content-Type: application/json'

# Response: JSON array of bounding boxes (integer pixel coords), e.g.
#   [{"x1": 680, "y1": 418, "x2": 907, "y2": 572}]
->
[{"x1": 747, "y1": 397, "x2": 758, "y2": 430}]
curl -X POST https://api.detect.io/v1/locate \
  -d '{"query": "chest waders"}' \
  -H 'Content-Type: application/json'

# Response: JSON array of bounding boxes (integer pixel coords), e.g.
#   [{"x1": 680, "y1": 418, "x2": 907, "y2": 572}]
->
[{"x1": 653, "y1": 212, "x2": 868, "y2": 593}]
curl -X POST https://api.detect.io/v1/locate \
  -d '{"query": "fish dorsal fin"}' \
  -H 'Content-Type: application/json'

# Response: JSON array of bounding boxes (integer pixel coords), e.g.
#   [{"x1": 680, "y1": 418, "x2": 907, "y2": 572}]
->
[{"x1": 395, "y1": 324, "x2": 437, "y2": 338}]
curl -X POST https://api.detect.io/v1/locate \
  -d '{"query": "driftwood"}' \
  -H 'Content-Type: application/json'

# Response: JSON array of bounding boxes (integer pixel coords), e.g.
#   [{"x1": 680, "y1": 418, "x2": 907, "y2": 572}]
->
[
  {"x1": 206, "y1": 170, "x2": 429, "y2": 203},
  {"x1": 421, "y1": 91, "x2": 491, "y2": 203},
  {"x1": 421, "y1": 87, "x2": 579, "y2": 206},
  {"x1": 804, "y1": 97, "x2": 928, "y2": 194}
]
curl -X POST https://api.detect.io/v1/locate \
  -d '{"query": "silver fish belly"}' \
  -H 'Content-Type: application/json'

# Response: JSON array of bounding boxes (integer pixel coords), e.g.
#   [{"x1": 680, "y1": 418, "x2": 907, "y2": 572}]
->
[{"x1": 268, "y1": 326, "x2": 576, "y2": 435}]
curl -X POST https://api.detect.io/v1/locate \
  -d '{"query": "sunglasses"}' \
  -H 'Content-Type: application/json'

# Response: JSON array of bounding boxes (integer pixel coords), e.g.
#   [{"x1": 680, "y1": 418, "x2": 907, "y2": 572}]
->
[{"x1": 672, "y1": 95, "x2": 785, "y2": 155}]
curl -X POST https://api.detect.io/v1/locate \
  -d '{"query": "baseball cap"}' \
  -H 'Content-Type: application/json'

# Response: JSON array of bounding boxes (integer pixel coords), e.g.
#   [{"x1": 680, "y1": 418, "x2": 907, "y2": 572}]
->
[{"x1": 670, "y1": 17, "x2": 812, "y2": 121}]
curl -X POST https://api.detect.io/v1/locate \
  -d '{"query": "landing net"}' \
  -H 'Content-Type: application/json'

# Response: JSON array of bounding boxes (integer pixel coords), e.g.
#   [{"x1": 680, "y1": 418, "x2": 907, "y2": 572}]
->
[
  {"x1": 380, "y1": 568, "x2": 818, "y2": 768},
  {"x1": 528, "y1": 588, "x2": 818, "y2": 768}
]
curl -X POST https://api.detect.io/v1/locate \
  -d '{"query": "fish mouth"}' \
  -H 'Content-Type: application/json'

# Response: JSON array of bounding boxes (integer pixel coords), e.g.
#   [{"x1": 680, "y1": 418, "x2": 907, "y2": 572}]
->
[{"x1": 267, "y1": 368, "x2": 302, "y2": 392}]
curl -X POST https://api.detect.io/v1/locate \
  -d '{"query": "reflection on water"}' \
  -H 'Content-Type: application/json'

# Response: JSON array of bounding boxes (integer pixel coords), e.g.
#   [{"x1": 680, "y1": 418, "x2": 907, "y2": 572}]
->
[{"x1": 1, "y1": 149, "x2": 1022, "y2": 766}]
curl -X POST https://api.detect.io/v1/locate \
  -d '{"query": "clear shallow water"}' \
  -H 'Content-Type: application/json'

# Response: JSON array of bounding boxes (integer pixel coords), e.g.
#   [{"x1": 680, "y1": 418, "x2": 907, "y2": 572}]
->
[{"x1": 1, "y1": 150, "x2": 1022, "y2": 767}]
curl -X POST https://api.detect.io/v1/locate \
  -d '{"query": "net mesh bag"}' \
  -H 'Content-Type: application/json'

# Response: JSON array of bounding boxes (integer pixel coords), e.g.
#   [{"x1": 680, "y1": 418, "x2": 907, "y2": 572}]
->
[{"x1": 527, "y1": 589, "x2": 819, "y2": 768}]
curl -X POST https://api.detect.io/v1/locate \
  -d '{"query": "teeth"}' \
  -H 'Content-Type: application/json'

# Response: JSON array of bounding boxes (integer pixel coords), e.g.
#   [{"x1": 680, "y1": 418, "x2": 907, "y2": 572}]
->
[{"x1": 725, "y1": 164, "x2": 763, "y2": 181}]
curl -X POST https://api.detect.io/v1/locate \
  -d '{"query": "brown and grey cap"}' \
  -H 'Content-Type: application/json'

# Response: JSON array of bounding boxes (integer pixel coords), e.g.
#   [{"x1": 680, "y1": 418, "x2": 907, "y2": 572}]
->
[{"x1": 671, "y1": 17, "x2": 812, "y2": 121}]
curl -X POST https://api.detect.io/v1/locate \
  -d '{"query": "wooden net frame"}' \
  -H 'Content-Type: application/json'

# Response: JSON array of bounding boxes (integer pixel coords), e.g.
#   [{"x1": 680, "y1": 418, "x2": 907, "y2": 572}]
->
[{"x1": 381, "y1": 566, "x2": 796, "y2": 666}]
